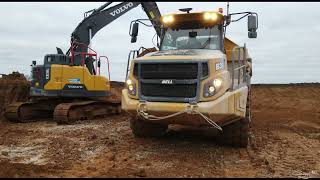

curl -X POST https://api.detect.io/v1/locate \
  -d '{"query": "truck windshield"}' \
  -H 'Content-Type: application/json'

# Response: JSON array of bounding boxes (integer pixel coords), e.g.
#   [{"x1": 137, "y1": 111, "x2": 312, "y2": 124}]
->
[{"x1": 160, "y1": 26, "x2": 221, "y2": 51}]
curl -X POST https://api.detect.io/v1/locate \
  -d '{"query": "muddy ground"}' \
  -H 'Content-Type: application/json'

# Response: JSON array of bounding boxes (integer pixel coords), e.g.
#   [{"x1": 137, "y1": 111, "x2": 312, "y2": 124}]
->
[{"x1": 0, "y1": 82, "x2": 319, "y2": 178}]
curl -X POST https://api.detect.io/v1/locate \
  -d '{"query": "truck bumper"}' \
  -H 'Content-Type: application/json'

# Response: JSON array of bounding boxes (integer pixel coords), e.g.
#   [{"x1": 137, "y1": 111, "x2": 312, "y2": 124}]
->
[{"x1": 121, "y1": 86, "x2": 248, "y2": 127}]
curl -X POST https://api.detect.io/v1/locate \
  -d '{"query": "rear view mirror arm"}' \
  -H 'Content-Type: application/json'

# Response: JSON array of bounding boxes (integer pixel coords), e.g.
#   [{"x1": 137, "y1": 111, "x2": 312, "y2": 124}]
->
[
  {"x1": 225, "y1": 12, "x2": 258, "y2": 30},
  {"x1": 129, "y1": 19, "x2": 160, "y2": 36}
]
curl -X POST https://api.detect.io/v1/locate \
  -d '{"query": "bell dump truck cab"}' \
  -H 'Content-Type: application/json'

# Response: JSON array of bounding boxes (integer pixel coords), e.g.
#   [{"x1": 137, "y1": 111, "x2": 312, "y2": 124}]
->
[{"x1": 122, "y1": 7, "x2": 258, "y2": 147}]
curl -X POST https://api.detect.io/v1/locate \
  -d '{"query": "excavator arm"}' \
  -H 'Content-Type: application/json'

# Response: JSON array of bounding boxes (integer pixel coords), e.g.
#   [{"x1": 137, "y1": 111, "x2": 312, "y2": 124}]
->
[{"x1": 68, "y1": 2, "x2": 162, "y2": 65}]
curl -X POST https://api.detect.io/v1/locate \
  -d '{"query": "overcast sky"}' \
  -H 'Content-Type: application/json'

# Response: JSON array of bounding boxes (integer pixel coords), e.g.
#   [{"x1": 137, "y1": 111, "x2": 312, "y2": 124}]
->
[{"x1": 0, "y1": 2, "x2": 319, "y2": 84}]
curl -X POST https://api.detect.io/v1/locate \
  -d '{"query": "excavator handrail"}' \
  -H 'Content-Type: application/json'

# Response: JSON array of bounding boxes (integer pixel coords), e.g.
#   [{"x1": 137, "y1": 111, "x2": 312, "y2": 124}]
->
[
  {"x1": 70, "y1": 41, "x2": 97, "y2": 65},
  {"x1": 70, "y1": 42, "x2": 111, "y2": 80},
  {"x1": 69, "y1": 41, "x2": 102, "y2": 76}
]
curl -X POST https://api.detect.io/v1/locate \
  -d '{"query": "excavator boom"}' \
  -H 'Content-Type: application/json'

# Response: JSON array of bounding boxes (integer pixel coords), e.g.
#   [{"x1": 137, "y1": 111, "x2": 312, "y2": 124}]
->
[{"x1": 69, "y1": 2, "x2": 162, "y2": 65}]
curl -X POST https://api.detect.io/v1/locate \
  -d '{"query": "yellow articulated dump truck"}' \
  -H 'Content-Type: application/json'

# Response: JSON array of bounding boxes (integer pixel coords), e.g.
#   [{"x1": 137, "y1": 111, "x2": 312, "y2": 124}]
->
[{"x1": 122, "y1": 6, "x2": 258, "y2": 147}]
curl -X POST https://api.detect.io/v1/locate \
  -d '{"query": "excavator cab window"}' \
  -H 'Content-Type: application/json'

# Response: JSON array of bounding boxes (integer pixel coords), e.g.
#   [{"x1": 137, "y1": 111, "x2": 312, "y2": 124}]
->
[
  {"x1": 47, "y1": 56, "x2": 52, "y2": 63},
  {"x1": 44, "y1": 55, "x2": 70, "y2": 65}
]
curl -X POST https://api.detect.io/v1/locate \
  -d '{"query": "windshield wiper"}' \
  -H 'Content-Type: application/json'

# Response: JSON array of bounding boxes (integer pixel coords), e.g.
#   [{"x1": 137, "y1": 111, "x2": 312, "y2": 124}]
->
[
  {"x1": 200, "y1": 39, "x2": 210, "y2": 49},
  {"x1": 200, "y1": 28, "x2": 212, "y2": 49}
]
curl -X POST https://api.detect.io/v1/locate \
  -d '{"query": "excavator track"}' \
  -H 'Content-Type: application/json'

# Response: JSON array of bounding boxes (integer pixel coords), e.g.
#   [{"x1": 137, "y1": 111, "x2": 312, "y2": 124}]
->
[
  {"x1": 54, "y1": 100, "x2": 121, "y2": 125},
  {"x1": 4, "y1": 102, "x2": 33, "y2": 123},
  {"x1": 4, "y1": 100, "x2": 58, "y2": 123}
]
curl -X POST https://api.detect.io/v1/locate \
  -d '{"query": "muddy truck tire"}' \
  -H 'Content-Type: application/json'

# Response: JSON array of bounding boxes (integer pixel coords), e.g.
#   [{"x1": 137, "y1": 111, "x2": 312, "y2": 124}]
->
[
  {"x1": 216, "y1": 118, "x2": 249, "y2": 147},
  {"x1": 216, "y1": 84, "x2": 251, "y2": 148},
  {"x1": 130, "y1": 117, "x2": 168, "y2": 138}
]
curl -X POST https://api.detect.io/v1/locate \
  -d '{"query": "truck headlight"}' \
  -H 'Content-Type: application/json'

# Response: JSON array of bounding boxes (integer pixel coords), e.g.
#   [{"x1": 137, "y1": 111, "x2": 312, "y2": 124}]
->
[
  {"x1": 128, "y1": 84, "x2": 134, "y2": 91},
  {"x1": 208, "y1": 86, "x2": 215, "y2": 94},
  {"x1": 213, "y1": 78, "x2": 222, "y2": 88},
  {"x1": 126, "y1": 79, "x2": 136, "y2": 96},
  {"x1": 204, "y1": 78, "x2": 223, "y2": 97},
  {"x1": 126, "y1": 79, "x2": 132, "y2": 86}
]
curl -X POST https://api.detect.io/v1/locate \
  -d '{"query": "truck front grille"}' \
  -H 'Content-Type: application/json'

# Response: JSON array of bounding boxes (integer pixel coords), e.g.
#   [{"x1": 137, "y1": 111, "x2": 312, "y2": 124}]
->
[
  {"x1": 140, "y1": 63, "x2": 198, "y2": 79},
  {"x1": 141, "y1": 83, "x2": 197, "y2": 98},
  {"x1": 133, "y1": 61, "x2": 207, "y2": 102}
]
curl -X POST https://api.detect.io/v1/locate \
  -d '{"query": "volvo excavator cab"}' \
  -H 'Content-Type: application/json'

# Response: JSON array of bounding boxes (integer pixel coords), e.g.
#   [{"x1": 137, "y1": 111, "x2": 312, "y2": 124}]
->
[
  {"x1": 30, "y1": 43, "x2": 110, "y2": 98},
  {"x1": 123, "y1": 7, "x2": 258, "y2": 147},
  {"x1": 31, "y1": 54, "x2": 71, "y2": 92}
]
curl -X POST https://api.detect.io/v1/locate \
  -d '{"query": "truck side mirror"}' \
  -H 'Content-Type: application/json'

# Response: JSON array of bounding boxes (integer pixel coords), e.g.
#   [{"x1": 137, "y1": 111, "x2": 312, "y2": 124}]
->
[
  {"x1": 131, "y1": 36, "x2": 137, "y2": 43},
  {"x1": 248, "y1": 15, "x2": 258, "y2": 38},
  {"x1": 32, "y1": 61, "x2": 37, "y2": 66},
  {"x1": 131, "y1": 22, "x2": 139, "y2": 43}
]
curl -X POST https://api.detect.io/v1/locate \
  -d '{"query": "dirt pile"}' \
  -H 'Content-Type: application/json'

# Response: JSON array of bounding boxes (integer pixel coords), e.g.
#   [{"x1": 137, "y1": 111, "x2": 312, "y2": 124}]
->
[
  {"x1": 0, "y1": 72, "x2": 30, "y2": 116},
  {"x1": 251, "y1": 83, "x2": 320, "y2": 136}
]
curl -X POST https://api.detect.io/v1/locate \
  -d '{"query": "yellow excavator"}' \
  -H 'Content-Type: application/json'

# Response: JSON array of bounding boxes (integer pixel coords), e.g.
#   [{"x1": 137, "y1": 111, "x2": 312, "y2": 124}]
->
[{"x1": 4, "y1": 2, "x2": 162, "y2": 124}]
